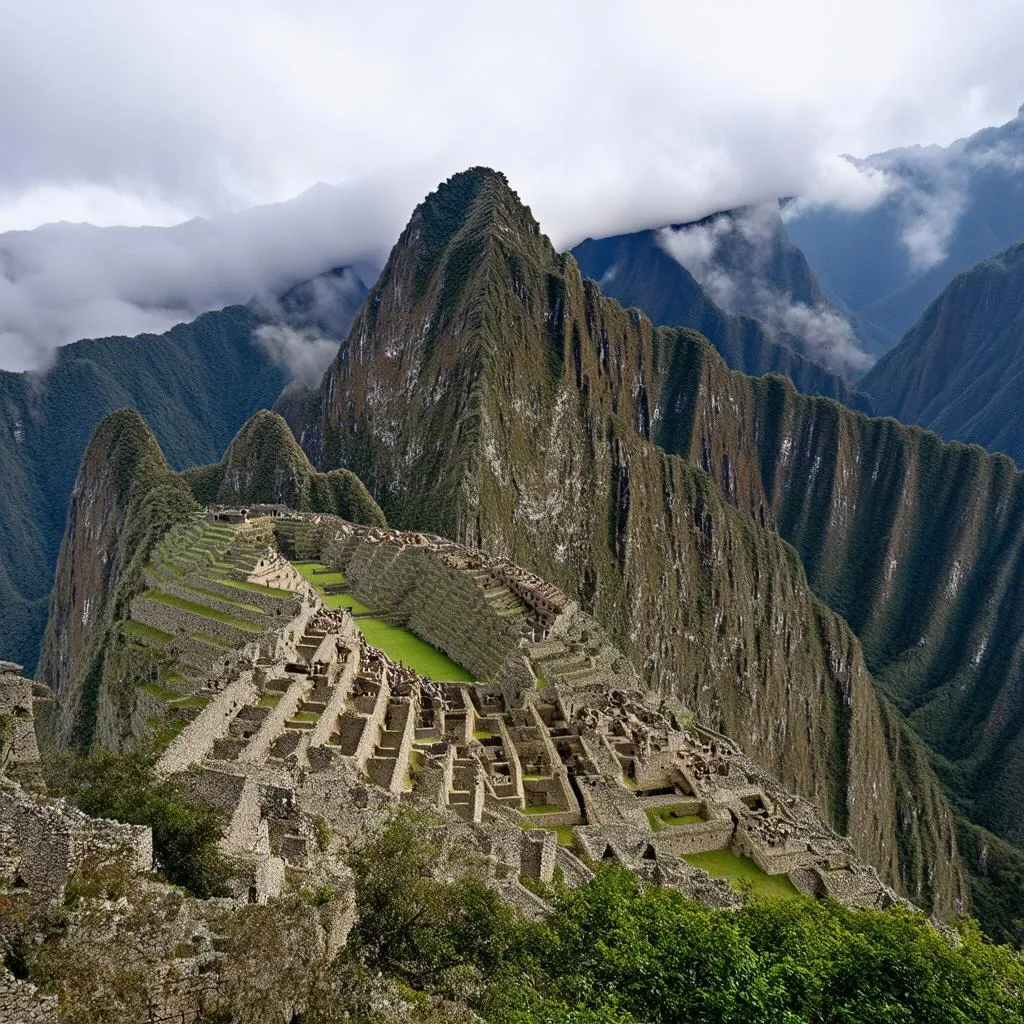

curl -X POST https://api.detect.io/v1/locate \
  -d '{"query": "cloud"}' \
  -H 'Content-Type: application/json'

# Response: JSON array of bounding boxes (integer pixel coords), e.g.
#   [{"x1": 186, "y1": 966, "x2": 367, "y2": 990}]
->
[
  {"x1": 0, "y1": 1, "x2": 1022, "y2": 368},
  {"x1": 0, "y1": 176, "x2": 416, "y2": 371},
  {"x1": 251, "y1": 266, "x2": 367, "y2": 384},
  {"x1": 659, "y1": 206, "x2": 873, "y2": 376},
  {"x1": 252, "y1": 325, "x2": 339, "y2": 387}
]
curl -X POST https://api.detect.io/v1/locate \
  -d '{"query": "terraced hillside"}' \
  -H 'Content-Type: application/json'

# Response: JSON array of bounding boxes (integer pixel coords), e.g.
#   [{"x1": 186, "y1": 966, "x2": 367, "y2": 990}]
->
[
  {"x1": 117, "y1": 517, "x2": 305, "y2": 750},
  {"x1": 149, "y1": 515, "x2": 900, "y2": 915},
  {"x1": 37, "y1": 409, "x2": 385, "y2": 753},
  {"x1": 300, "y1": 169, "x2": 964, "y2": 917}
]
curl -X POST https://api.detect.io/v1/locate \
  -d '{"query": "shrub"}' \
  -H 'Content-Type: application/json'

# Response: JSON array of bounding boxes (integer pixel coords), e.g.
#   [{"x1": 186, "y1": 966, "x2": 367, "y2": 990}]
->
[{"x1": 44, "y1": 748, "x2": 229, "y2": 897}]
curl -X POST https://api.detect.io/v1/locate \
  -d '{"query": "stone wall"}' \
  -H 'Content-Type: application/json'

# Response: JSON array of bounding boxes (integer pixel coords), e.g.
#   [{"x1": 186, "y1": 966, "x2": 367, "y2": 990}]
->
[
  {"x1": 0, "y1": 783, "x2": 152, "y2": 898},
  {"x1": 0, "y1": 662, "x2": 41, "y2": 769},
  {"x1": 0, "y1": 966, "x2": 57, "y2": 1023}
]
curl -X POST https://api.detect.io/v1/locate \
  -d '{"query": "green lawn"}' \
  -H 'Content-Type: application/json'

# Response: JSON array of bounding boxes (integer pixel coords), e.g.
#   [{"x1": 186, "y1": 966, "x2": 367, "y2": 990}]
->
[
  {"x1": 682, "y1": 849, "x2": 798, "y2": 898},
  {"x1": 122, "y1": 620, "x2": 173, "y2": 644},
  {"x1": 324, "y1": 593, "x2": 370, "y2": 614},
  {"x1": 356, "y1": 618, "x2": 474, "y2": 682},
  {"x1": 293, "y1": 562, "x2": 348, "y2": 587},
  {"x1": 646, "y1": 806, "x2": 705, "y2": 831},
  {"x1": 521, "y1": 804, "x2": 562, "y2": 816},
  {"x1": 146, "y1": 591, "x2": 263, "y2": 632},
  {"x1": 192, "y1": 632, "x2": 234, "y2": 651},
  {"x1": 522, "y1": 823, "x2": 575, "y2": 846}
]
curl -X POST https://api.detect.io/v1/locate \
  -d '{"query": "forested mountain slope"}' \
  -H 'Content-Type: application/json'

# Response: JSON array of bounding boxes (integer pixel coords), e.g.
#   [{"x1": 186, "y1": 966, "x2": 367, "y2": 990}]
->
[
  {"x1": 571, "y1": 227, "x2": 872, "y2": 410},
  {"x1": 0, "y1": 269, "x2": 366, "y2": 670},
  {"x1": 862, "y1": 238, "x2": 1024, "y2": 465}
]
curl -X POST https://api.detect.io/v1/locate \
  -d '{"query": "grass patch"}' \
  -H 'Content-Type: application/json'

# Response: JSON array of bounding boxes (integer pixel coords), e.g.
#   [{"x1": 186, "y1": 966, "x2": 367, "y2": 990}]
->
[
  {"x1": 356, "y1": 618, "x2": 474, "y2": 682},
  {"x1": 122, "y1": 620, "x2": 173, "y2": 644},
  {"x1": 290, "y1": 712, "x2": 320, "y2": 723},
  {"x1": 682, "y1": 848, "x2": 799, "y2": 898},
  {"x1": 473, "y1": 729, "x2": 495, "y2": 741},
  {"x1": 646, "y1": 806, "x2": 704, "y2": 831},
  {"x1": 192, "y1": 632, "x2": 234, "y2": 651},
  {"x1": 521, "y1": 804, "x2": 562, "y2": 816},
  {"x1": 178, "y1": 582, "x2": 264, "y2": 614},
  {"x1": 171, "y1": 695, "x2": 210, "y2": 709},
  {"x1": 140, "y1": 682, "x2": 179, "y2": 702},
  {"x1": 258, "y1": 694, "x2": 283, "y2": 708},
  {"x1": 324, "y1": 593, "x2": 371, "y2": 614},
  {"x1": 146, "y1": 591, "x2": 263, "y2": 632},
  {"x1": 522, "y1": 823, "x2": 575, "y2": 846}
]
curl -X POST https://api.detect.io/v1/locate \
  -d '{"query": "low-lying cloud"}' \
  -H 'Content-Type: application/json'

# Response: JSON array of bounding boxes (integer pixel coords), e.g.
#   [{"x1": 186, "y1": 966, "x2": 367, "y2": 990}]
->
[
  {"x1": 0, "y1": 176, "x2": 418, "y2": 371},
  {"x1": 659, "y1": 206, "x2": 873, "y2": 376},
  {"x1": 1, "y1": 2, "x2": 1021, "y2": 371}
]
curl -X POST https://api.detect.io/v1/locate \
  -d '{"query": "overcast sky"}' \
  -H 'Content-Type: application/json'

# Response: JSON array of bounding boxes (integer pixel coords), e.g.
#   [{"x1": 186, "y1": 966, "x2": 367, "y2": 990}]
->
[{"x1": 0, "y1": 0, "x2": 1022, "y2": 369}]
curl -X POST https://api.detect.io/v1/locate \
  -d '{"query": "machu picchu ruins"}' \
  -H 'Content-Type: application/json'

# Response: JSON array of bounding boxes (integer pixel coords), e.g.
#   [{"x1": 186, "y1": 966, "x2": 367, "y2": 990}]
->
[{"x1": 41, "y1": 508, "x2": 903, "y2": 910}]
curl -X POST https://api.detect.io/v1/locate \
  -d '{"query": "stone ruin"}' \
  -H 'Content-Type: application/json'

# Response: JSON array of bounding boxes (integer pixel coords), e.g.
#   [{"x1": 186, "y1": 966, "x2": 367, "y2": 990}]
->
[
  {"x1": 147, "y1": 513, "x2": 903, "y2": 914},
  {"x1": 0, "y1": 511, "x2": 910, "y2": 1020}
]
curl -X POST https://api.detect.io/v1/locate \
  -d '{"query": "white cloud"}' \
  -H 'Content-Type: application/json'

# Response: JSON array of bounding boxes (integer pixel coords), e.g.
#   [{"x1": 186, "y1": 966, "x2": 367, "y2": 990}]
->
[
  {"x1": 0, "y1": 0, "x2": 1021, "y2": 367},
  {"x1": 659, "y1": 206, "x2": 874, "y2": 376}
]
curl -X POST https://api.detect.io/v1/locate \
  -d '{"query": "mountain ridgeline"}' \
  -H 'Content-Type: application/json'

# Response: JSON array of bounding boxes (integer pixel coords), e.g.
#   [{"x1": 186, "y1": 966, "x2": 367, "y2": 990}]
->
[
  {"x1": 862, "y1": 237, "x2": 1024, "y2": 466},
  {"x1": 0, "y1": 268, "x2": 367, "y2": 672},
  {"x1": 38, "y1": 409, "x2": 384, "y2": 750},
  {"x1": 571, "y1": 228, "x2": 872, "y2": 410},
  {"x1": 295, "y1": 168, "x2": 965, "y2": 917}
]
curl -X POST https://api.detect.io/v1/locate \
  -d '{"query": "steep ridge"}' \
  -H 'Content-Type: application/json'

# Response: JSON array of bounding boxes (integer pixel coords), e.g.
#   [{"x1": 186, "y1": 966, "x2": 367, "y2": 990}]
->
[
  {"x1": 301, "y1": 169, "x2": 964, "y2": 915},
  {"x1": 37, "y1": 410, "x2": 199, "y2": 749},
  {"x1": 0, "y1": 269, "x2": 367, "y2": 671},
  {"x1": 38, "y1": 409, "x2": 384, "y2": 751},
  {"x1": 861, "y1": 238, "x2": 1024, "y2": 465},
  {"x1": 571, "y1": 228, "x2": 872, "y2": 411},
  {"x1": 183, "y1": 410, "x2": 386, "y2": 524}
]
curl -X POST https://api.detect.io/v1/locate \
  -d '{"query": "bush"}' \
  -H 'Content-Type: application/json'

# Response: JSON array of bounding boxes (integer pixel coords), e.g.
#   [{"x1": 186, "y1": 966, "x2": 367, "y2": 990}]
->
[{"x1": 44, "y1": 748, "x2": 229, "y2": 897}]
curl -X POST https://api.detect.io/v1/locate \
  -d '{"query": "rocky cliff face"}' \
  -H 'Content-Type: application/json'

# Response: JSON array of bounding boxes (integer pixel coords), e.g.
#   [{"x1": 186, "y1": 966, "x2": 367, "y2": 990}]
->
[
  {"x1": 862, "y1": 239, "x2": 1024, "y2": 466},
  {"x1": 302, "y1": 168, "x2": 965, "y2": 915},
  {"x1": 38, "y1": 410, "x2": 198, "y2": 749}
]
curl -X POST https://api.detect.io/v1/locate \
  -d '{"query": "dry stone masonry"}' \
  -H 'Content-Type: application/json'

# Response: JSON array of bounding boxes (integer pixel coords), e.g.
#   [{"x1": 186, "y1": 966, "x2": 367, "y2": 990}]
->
[{"x1": 149, "y1": 511, "x2": 904, "y2": 911}]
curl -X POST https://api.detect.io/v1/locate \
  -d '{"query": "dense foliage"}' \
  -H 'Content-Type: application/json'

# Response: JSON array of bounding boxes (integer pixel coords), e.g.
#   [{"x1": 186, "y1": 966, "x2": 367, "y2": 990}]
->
[
  {"x1": 43, "y1": 748, "x2": 229, "y2": 897},
  {"x1": 340, "y1": 817, "x2": 1024, "y2": 1024}
]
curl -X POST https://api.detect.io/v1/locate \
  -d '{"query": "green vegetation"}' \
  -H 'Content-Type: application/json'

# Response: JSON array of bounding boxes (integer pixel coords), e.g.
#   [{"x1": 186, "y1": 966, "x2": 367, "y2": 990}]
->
[
  {"x1": 292, "y1": 561, "x2": 347, "y2": 585},
  {"x1": 122, "y1": 620, "x2": 173, "y2": 645},
  {"x1": 181, "y1": 411, "x2": 386, "y2": 526},
  {"x1": 291, "y1": 559, "x2": 370, "y2": 612},
  {"x1": 521, "y1": 804, "x2": 561, "y2": 816},
  {"x1": 683, "y1": 848, "x2": 799, "y2": 898},
  {"x1": 43, "y1": 748, "x2": 229, "y2": 897},
  {"x1": 323, "y1": 593, "x2": 370, "y2": 613},
  {"x1": 521, "y1": 823, "x2": 575, "y2": 846},
  {"x1": 356, "y1": 617, "x2": 474, "y2": 682},
  {"x1": 193, "y1": 632, "x2": 233, "y2": 650},
  {"x1": 337, "y1": 814, "x2": 1024, "y2": 1024},
  {"x1": 646, "y1": 805, "x2": 704, "y2": 830},
  {"x1": 145, "y1": 590, "x2": 263, "y2": 632},
  {"x1": 215, "y1": 576, "x2": 293, "y2": 599}
]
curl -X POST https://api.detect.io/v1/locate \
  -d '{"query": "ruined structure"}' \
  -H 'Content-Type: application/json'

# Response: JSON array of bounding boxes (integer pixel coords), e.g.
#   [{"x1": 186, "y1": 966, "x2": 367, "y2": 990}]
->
[
  {"x1": 4, "y1": 506, "x2": 921, "y2": 1020},
  {"x1": 143, "y1": 512, "x2": 902, "y2": 912}
]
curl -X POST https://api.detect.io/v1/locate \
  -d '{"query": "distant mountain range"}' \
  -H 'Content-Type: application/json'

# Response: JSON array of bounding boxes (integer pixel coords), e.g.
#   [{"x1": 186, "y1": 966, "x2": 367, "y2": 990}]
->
[
  {"x1": 788, "y1": 105, "x2": 1024, "y2": 348},
  {"x1": 571, "y1": 216, "x2": 872, "y2": 411},
  {"x1": 861, "y1": 237, "x2": 1024, "y2": 465},
  {"x1": 0, "y1": 268, "x2": 366, "y2": 671}
]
